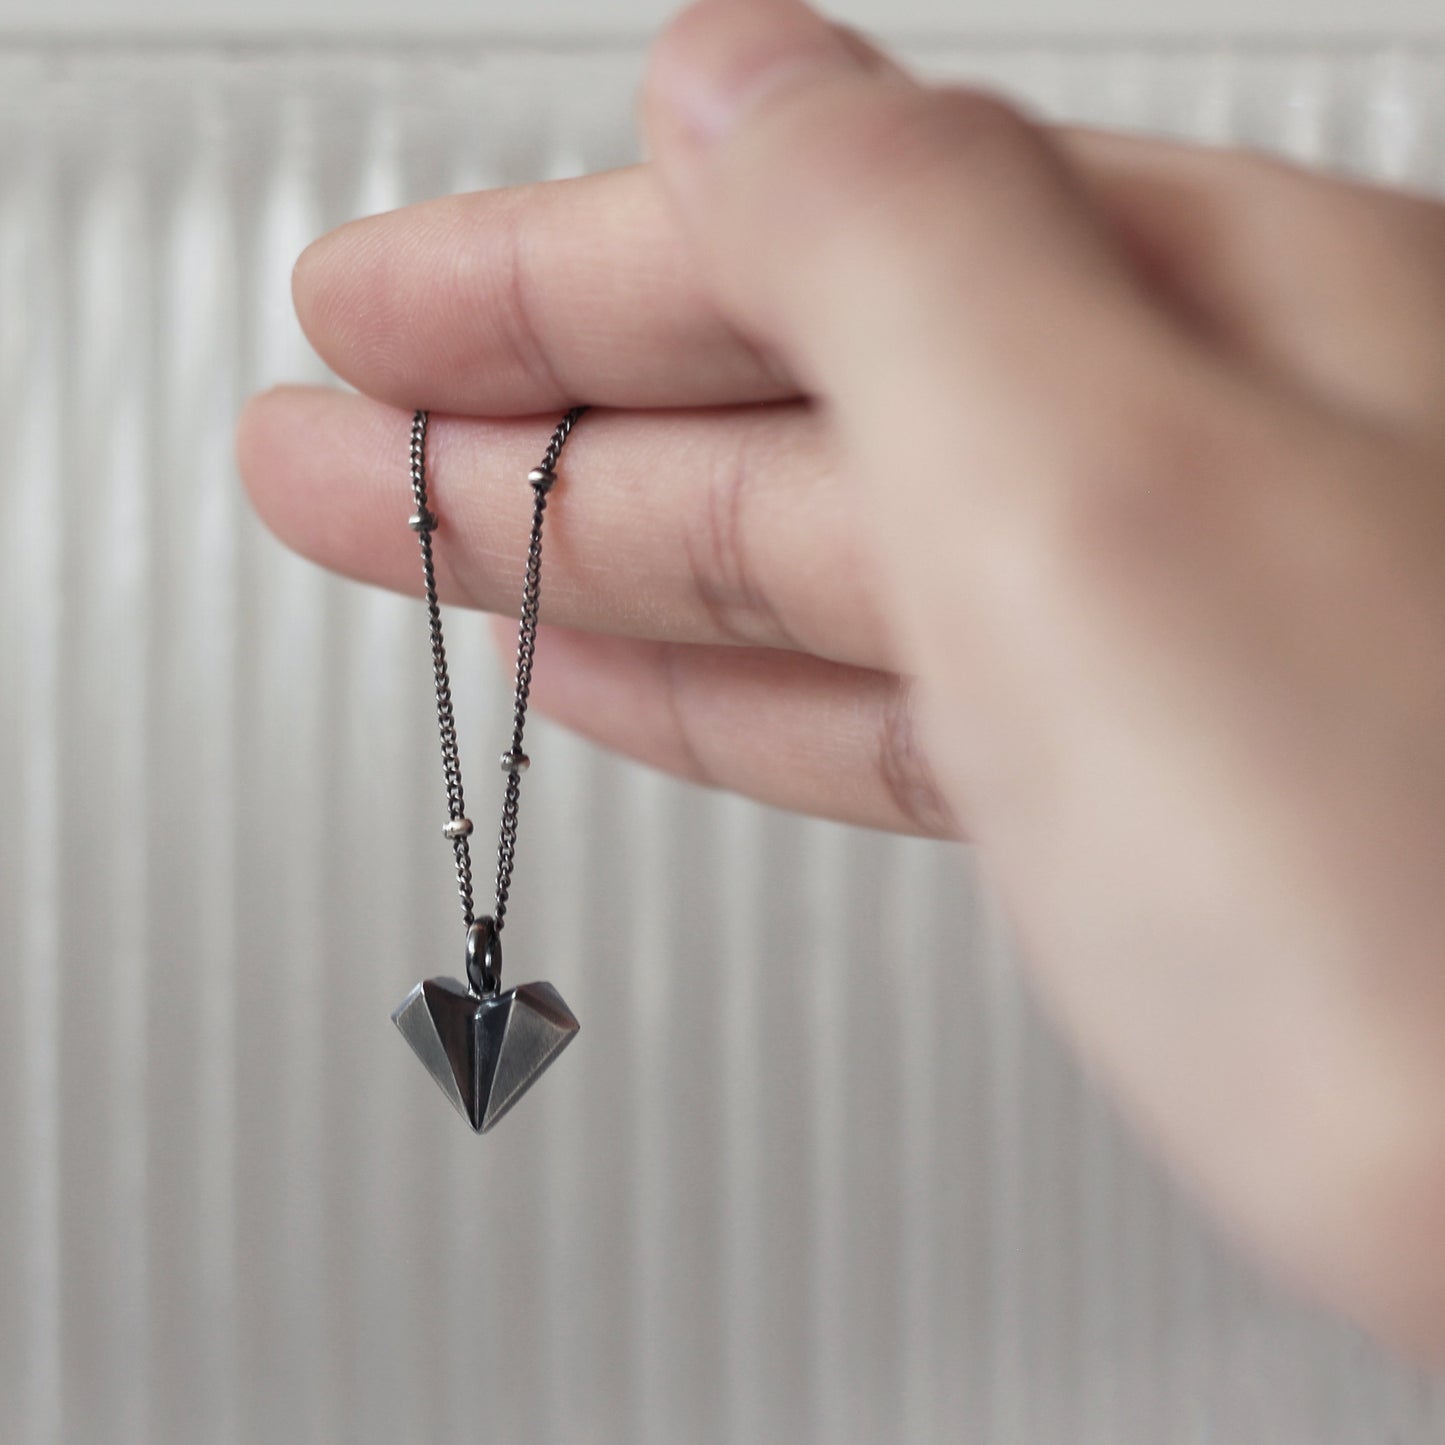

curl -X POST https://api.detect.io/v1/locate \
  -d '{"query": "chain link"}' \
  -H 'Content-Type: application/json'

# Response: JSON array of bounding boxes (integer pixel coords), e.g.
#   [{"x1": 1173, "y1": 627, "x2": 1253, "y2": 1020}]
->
[{"x1": 409, "y1": 406, "x2": 587, "y2": 939}]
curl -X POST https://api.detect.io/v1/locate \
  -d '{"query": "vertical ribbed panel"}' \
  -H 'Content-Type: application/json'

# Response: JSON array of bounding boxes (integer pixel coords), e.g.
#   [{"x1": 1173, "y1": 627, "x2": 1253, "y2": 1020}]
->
[{"x1": 3, "y1": 39, "x2": 1445, "y2": 1445}]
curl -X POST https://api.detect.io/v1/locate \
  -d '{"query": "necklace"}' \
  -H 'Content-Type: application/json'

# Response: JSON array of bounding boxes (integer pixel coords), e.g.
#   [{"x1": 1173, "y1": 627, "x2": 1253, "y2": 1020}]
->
[{"x1": 392, "y1": 406, "x2": 587, "y2": 1133}]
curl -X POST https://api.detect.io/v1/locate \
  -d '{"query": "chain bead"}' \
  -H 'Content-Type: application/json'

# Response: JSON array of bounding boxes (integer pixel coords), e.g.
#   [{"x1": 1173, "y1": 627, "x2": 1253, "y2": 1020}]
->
[{"x1": 409, "y1": 405, "x2": 586, "y2": 945}]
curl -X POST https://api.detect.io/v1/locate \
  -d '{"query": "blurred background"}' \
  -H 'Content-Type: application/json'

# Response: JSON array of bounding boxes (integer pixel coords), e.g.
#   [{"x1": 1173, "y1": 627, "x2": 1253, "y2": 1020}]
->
[{"x1": 3, "y1": 1, "x2": 1445, "y2": 1442}]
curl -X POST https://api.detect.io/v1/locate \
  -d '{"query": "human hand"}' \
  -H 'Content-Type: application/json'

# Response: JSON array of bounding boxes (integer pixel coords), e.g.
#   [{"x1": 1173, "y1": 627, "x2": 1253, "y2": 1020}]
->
[{"x1": 238, "y1": 0, "x2": 1445, "y2": 1360}]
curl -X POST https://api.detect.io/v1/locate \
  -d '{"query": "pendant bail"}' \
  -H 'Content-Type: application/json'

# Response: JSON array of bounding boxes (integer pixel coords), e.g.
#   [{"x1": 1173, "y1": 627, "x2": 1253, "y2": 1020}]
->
[{"x1": 466, "y1": 915, "x2": 502, "y2": 996}]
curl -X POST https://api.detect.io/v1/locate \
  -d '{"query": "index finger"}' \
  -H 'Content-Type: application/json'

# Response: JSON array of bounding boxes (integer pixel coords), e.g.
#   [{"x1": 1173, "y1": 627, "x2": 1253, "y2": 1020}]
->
[
  {"x1": 294, "y1": 131, "x2": 1445, "y2": 426},
  {"x1": 292, "y1": 163, "x2": 796, "y2": 414}
]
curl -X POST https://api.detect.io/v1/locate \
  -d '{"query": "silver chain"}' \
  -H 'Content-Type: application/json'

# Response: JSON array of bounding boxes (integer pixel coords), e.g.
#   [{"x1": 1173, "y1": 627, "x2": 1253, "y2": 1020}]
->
[{"x1": 408, "y1": 406, "x2": 587, "y2": 939}]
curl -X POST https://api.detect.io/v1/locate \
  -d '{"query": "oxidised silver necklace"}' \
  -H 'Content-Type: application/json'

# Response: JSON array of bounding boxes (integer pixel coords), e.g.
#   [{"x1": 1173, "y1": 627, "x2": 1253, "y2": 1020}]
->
[{"x1": 392, "y1": 406, "x2": 586, "y2": 1133}]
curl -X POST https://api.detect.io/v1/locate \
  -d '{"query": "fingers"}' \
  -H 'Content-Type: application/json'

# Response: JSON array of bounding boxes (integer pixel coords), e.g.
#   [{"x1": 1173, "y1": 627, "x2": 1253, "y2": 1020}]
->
[
  {"x1": 298, "y1": 141, "x2": 1160, "y2": 419},
  {"x1": 513, "y1": 619, "x2": 959, "y2": 838},
  {"x1": 637, "y1": 0, "x2": 1229, "y2": 741},
  {"x1": 292, "y1": 165, "x2": 795, "y2": 415},
  {"x1": 641, "y1": 0, "x2": 1199, "y2": 449},
  {"x1": 236, "y1": 384, "x2": 894, "y2": 670},
  {"x1": 292, "y1": 110, "x2": 1445, "y2": 433}
]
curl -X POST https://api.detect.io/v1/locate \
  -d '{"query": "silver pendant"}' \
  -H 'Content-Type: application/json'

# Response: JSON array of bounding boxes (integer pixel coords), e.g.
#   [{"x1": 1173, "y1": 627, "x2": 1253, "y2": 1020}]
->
[{"x1": 393, "y1": 917, "x2": 579, "y2": 1133}]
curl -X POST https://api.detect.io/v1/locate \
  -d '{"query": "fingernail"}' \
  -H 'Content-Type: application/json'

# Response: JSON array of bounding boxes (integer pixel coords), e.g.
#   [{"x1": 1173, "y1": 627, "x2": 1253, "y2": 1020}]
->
[{"x1": 647, "y1": 0, "x2": 877, "y2": 151}]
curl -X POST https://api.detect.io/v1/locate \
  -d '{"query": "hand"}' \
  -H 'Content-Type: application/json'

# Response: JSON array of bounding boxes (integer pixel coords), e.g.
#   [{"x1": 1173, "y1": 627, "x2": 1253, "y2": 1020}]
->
[{"x1": 238, "y1": 0, "x2": 1445, "y2": 1359}]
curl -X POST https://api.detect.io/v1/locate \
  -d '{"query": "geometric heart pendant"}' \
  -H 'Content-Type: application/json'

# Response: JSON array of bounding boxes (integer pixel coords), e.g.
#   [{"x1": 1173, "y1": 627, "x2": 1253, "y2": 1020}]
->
[{"x1": 392, "y1": 974, "x2": 579, "y2": 1134}]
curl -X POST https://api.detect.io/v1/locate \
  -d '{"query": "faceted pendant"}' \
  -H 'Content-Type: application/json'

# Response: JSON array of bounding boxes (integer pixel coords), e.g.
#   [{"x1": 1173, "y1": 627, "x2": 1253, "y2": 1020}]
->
[{"x1": 392, "y1": 975, "x2": 579, "y2": 1133}]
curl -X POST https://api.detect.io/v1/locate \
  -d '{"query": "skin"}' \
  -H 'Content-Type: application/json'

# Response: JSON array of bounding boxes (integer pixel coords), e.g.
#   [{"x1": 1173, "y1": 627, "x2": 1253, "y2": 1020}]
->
[{"x1": 238, "y1": 0, "x2": 1445, "y2": 1362}]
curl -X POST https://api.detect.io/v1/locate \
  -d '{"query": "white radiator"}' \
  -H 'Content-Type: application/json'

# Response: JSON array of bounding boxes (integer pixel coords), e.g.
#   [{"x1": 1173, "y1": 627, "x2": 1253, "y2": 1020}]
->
[{"x1": 3, "y1": 36, "x2": 1445, "y2": 1445}]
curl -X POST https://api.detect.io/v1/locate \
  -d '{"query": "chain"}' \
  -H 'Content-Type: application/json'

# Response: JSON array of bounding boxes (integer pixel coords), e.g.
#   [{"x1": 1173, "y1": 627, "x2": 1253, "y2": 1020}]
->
[{"x1": 408, "y1": 406, "x2": 587, "y2": 942}]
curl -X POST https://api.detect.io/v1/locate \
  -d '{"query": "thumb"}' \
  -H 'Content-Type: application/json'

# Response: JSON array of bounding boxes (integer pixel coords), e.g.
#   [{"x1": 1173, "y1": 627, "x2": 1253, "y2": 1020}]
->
[
  {"x1": 639, "y1": 0, "x2": 1215, "y2": 792},
  {"x1": 640, "y1": 0, "x2": 1191, "y2": 444}
]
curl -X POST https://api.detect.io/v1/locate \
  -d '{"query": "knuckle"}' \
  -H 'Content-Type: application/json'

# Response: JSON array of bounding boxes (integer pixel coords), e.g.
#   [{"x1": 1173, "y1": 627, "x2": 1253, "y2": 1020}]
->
[
  {"x1": 852, "y1": 82, "x2": 1037, "y2": 177},
  {"x1": 1054, "y1": 416, "x2": 1202, "y2": 574},
  {"x1": 655, "y1": 642, "x2": 716, "y2": 789},
  {"x1": 682, "y1": 419, "x2": 798, "y2": 650},
  {"x1": 840, "y1": 84, "x2": 1040, "y2": 184},
  {"x1": 923, "y1": 86, "x2": 1049, "y2": 171},
  {"x1": 876, "y1": 678, "x2": 957, "y2": 838},
  {"x1": 1007, "y1": 371, "x2": 1248, "y2": 602},
  {"x1": 751, "y1": 79, "x2": 1046, "y2": 258},
  {"x1": 487, "y1": 200, "x2": 569, "y2": 403}
]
